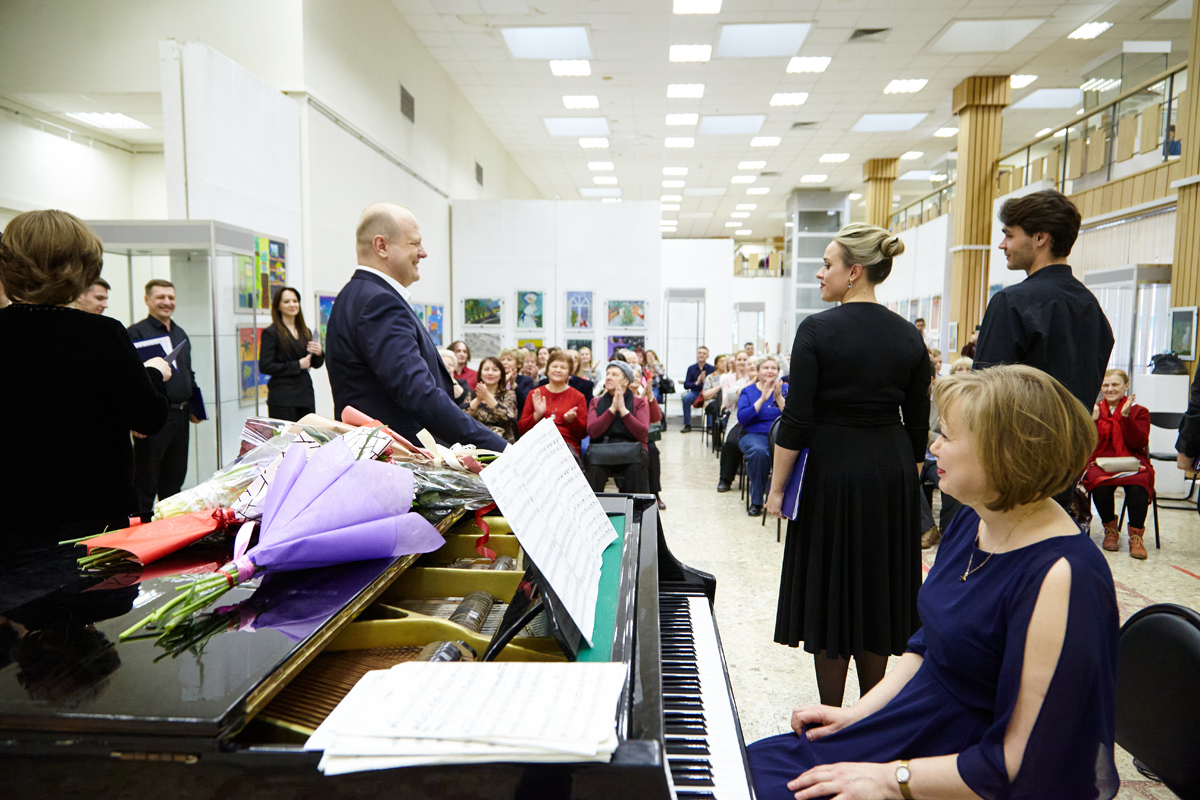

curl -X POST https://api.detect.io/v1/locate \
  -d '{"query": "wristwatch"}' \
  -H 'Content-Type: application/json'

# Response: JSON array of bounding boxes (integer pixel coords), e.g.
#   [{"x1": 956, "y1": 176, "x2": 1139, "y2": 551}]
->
[{"x1": 895, "y1": 760, "x2": 913, "y2": 799}]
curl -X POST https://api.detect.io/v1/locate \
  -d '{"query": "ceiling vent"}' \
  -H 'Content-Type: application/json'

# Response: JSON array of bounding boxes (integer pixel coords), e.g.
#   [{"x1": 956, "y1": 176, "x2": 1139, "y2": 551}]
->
[
  {"x1": 848, "y1": 28, "x2": 891, "y2": 42},
  {"x1": 760, "y1": 171, "x2": 781, "y2": 176},
  {"x1": 791, "y1": 121, "x2": 818, "y2": 129},
  {"x1": 400, "y1": 84, "x2": 415, "y2": 123}
]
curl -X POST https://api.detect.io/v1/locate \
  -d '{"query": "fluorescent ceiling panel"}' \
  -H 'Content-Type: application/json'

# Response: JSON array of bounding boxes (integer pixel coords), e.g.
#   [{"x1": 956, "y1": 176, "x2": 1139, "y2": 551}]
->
[
  {"x1": 668, "y1": 84, "x2": 705, "y2": 98},
  {"x1": 800, "y1": 174, "x2": 827, "y2": 183},
  {"x1": 929, "y1": 19, "x2": 1045, "y2": 53},
  {"x1": 901, "y1": 151, "x2": 923, "y2": 160},
  {"x1": 563, "y1": 95, "x2": 599, "y2": 109},
  {"x1": 736, "y1": 204, "x2": 757, "y2": 210},
  {"x1": 819, "y1": 153, "x2": 849, "y2": 163},
  {"x1": 661, "y1": 194, "x2": 683, "y2": 201},
  {"x1": 663, "y1": 180, "x2": 686, "y2": 188},
  {"x1": 1009, "y1": 88, "x2": 1083, "y2": 109},
  {"x1": 851, "y1": 113, "x2": 927, "y2": 132},
  {"x1": 64, "y1": 112, "x2": 149, "y2": 129},
  {"x1": 735, "y1": 229, "x2": 752, "y2": 235},
  {"x1": 731, "y1": 212, "x2": 750, "y2": 218},
  {"x1": 884, "y1": 79, "x2": 928, "y2": 94},
  {"x1": 545, "y1": 117, "x2": 610, "y2": 136},
  {"x1": 662, "y1": 204, "x2": 681, "y2": 211},
  {"x1": 848, "y1": 193, "x2": 863, "y2": 200},
  {"x1": 550, "y1": 60, "x2": 591, "y2": 76},
  {"x1": 674, "y1": 0, "x2": 722, "y2": 13},
  {"x1": 787, "y1": 56, "x2": 830, "y2": 73},
  {"x1": 1010, "y1": 75, "x2": 1038, "y2": 89},
  {"x1": 770, "y1": 92, "x2": 808, "y2": 106},
  {"x1": 580, "y1": 188, "x2": 621, "y2": 197},
  {"x1": 716, "y1": 23, "x2": 811, "y2": 58},
  {"x1": 899, "y1": 170, "x2": 936, "y2": 180},
  {"x1": 670, "y1": 44, "x2": 712, "y2": 62},
  {"x1": 934, "y1": 127, "x2": 958, "y2": 137},
  {"x1": 699, "y1": 115, "x2": 765, "y2": 135},
  {"x1": 666, "y1": 113, "x2": 699, "y2": 125},
  {"x1": 725, "y1": 222, "x2": 741, "y2": 227},
  {"x1": 1068, "y1": 21, "x2": 1112, "y2": 39},
  {"x1": 502, "y1": 27, "x2": 591, "y2": 59},
  {"x1": 685, "y1": 187, "x2": 727, "y2": 196},
  {"x1": 746, "y1": 187, "x2": 769, "y2": 195}
]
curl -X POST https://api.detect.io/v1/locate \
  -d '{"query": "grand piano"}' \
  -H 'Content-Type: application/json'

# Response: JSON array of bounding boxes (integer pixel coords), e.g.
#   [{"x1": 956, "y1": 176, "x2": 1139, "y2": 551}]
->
[{"x1": 0, "y1": 494, "x2": 756, "y2": 799}]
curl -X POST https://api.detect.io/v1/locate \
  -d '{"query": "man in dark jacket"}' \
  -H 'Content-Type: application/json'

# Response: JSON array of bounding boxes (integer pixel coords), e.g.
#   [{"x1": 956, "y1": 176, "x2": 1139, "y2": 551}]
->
[{"x1": 325, "y1": 203, "x2": 506, "y2": 451}]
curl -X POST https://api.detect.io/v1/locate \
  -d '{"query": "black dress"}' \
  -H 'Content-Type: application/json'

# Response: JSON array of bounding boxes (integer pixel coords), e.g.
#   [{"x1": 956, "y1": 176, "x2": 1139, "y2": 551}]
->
[
  {"x1": 258, "y1": 325, "x2": 324, "y2": 420},
  {"x1": 0, "y1": 305, "x2": 168, "y2": 545},
  {"x1": 774, "y1": 303, "x2": 930, "y2": 659}
]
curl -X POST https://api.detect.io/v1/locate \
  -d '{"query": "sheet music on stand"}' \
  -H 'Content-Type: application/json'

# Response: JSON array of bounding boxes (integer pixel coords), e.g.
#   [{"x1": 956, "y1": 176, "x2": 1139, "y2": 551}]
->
[{"x1": 480, "y1": 417, "x2": 617, "y2": 647}]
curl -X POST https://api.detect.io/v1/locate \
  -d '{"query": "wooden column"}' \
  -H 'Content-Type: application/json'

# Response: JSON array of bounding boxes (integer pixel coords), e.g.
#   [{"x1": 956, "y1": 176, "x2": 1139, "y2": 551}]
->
[
  {"x1": 1170, "y1": 4, "x2": 1200, "y2": 377},
  {"x1": 863, "y1": 158, "x2": 899, "y2": 229},
  {"x1": 950, "y1": 76, "x2": 1011, "y2": 338}
]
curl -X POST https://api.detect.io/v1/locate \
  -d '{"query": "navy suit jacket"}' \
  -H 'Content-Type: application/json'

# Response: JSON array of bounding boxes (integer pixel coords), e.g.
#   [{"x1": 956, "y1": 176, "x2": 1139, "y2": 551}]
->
[{"x1": 326, "y1": 270, "x2": 506, "y2": 450}]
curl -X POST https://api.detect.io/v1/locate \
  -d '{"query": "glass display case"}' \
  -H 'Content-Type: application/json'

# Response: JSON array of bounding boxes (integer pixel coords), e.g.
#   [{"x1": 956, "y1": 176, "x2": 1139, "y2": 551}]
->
[
  {"x1": 784, "y1": 190, "x2": 849, "y2": 339},
  {"x1": 1082, "y1": 264, "x2": 1172, "y2": 389}
]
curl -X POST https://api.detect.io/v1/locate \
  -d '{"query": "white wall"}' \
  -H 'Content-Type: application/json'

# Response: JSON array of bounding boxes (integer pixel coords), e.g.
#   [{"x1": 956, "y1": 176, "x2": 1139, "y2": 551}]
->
[{"x1": 876, "y1": 213, "x2": 953, "y2": 352}]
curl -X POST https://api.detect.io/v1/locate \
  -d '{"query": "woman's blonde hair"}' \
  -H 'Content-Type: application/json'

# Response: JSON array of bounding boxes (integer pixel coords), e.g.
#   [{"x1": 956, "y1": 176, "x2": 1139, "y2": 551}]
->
[
  {"x1": 756, "y1": 354, "x2": 782, "y2": 371},
  {"x1": 950, "y1": 356, "x2": 973, "y2": 373},
  {"x1": 933, "y1": 365, "x2": 1096, "y2": 512},
  {"x1": 831, "y1": 222, "x2": 904, "y2": 284},
  {"x1": 1104, "y1": 368, "x2": 1130, "y2": 386}
]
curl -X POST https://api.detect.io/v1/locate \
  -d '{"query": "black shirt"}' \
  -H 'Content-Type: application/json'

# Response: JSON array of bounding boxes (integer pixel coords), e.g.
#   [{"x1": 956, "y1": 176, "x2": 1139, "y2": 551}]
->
[
  {"x1": 127, "y1": 315, "x2": 195, "y2": 404},
  {"x1": 974, "y1": 264, "x2": 1114, "y2": 410}
]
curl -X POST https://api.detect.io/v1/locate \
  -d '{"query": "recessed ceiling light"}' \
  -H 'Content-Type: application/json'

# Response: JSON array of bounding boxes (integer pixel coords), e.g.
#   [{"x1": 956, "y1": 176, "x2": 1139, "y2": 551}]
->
[
  {"x1": 716, "y1": 23, "x2": 812, "y2": 58},
  {"x1": 819, "y1": 153, "x2": 850, "y2": 163},
  {"x1": 665, "y1": 137, "x2": 695, "y2": 148},
  {"x1": 602, "y1": 198, "x2": 622, "y2": 203},
  {"x1": 848, "y1": 192, "x2": 863, "y2": 200},
  {"x1": 801, "y1": 174, "x2": 827, "y2": 183},
  {"x1": 738, "y1": 161, "x2": 766, "y2": 170},
  {"x1": 668, "y1": 84, "x2": 705, "y2": 99},
  {"x1": 680, "y1": 211, "x2": 713, "y2": 219},
  {"x1": 700, "y1": 115, "x2": 766, "y2": 135},
  {"x1": 929, "y1": 19, "x2": 1046, "y2": 53},
  {"x1": 1080, "y1": 77, "x2": 1122, "y2": 92},
  {"x1": 899, "y1": 170, "x2": 936, "y2": 180},
  {"x1": 662, "y1": 194, "x2": 683, "y2": 201},
  {"x1": 725, "y1": 222, "x2": 741, "y2": 227},
  {"x1": 663, "y1": 167, "x2": 689, "y2": 176},
  {"x1": 673, "y1": 0, "x2": 721, "y2": 14},
  {"x1": 1010, "y1": 75, "x2": 1038, "y2": 89},
  {"x1": 1076, "y1": 108, "x2": 1084, "y2": 115},
  {"x1": 933, "y1": 127, "x2": 958, "y2": 137},
  {"x1": 746, "y1": 187, "x2": 769, "y2": 195},
  {"x1": 662, "y1": 203, "x2": 681, "y2": 211},
  {"x1": 580, "y1": 187, "x2": 621, "y2": 197},
  {"x1": 502, "y1": 27, "x2": 591, "y2": 60},
  {"x1": 663, "y1": 180, "x2": 686, "y2": 188},
  {"x1": 662, "y1": 219, "x2": 679, "y2": 225},
  {"x1": 666, "y1": 113, "x2": 699, "y2": 125},
  {"x1": 770, "y1": 92, "x2": 808, "y2": 106},
  {"x1": 579, "y1": 137, "x2": 609, "y2": 148},
  {"x1": 1068, "y1": 21, "x2": 1112, "y2": 40},
  {"x1": 731, "y1": 212, "x2": 750, "y2": 218},
  {"x1": 593, "y1": 176, "x2": 618, "y2": 185},
  {"x1": 851, "y1": 113, "x2": 927, "y2": 132},
  {"x1": 670, "y1": 44, "x2": 712, "y2": 62},
  {"x1": 736, "y1": 203, "x2": 757, "y2": 210},
  {"x1": 930, "y1": 173, "x2": 948, "y2": 181},
  {"x1": 1036, "y1": 127, "x2": 1053, "y2": 137},
  {"x1": 588, "y1": 161, "x2": 614, "y2": 170},
  {"x1": 901, "y1": 151, "x2": 923, "y2": 160},
  {"x1": 563, "y1": 95, "x2": 599, "y2": 109},
  {"x1": 685, "y1": 187, "x2": 727, "y2": 196},
  {"x1": 884, "y1": 79, "x2": 928, "y2": 94},
  {"x1": 64, "y1": 112, "x2": 149, "y2": 129},
  {"x1": 731, "y1": 175, "x2": 757, "y2": 183},
  {"x1": 546, "y1": 117, "x2": 610, "y2": 136},
  {"x1": 735, "y1": 229, "x2": 752, "y2": 235},
  {"x1": 750, "y1": 136, "x2": 781, "y2": 147},
  {"x1": 1009, "y1": 89, "x2": 1083, "y2": 110},
  {"x1": 550, "y1": 60, "x2": 592, "y2": 76},
  {"x1": 787, "y1": 56, "x2": 831, "y2": 73}
]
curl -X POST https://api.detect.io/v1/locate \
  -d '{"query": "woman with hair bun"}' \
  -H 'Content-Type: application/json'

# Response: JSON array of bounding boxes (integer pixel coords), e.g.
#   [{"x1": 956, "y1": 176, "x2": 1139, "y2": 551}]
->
[{"x1": 766, "y1": 223, "x2": 932, "y2": 707}]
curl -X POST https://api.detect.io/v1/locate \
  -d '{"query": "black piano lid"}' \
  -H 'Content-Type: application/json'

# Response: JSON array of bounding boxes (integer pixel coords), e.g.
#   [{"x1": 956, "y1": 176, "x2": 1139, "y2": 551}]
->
[{"x1": 0, "y1": 540, "x2": 409, "y2": 741}]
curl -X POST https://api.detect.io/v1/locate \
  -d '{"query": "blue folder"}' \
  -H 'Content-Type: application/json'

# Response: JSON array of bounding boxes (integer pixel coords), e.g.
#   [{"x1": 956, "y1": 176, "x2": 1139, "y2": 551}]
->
[{"x1": 781, "y1": 448, "x2": 809, "y2": 521}]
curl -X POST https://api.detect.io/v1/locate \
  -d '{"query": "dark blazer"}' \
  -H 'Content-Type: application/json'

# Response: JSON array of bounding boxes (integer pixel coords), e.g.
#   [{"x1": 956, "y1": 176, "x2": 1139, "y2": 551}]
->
[
  {"x1": 258, "y1": 324, "x2": 324, "y2": 407},
  {"x1": 326, "y1": 270, "x2": 507, "y2": 450}
]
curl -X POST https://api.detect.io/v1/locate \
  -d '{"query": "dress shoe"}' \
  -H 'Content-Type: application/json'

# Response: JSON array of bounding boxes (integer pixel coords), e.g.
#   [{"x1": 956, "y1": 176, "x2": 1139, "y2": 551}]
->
[
  {"x1": 920, "y1": 524, "x2": 940, "y2": 550},
  {"x1": 716, "y1": 481, "x2": 732, "y2": 493},
  {"x1": 1101, "y1": 521, "x2": 1120, "y2": 552},
  {"x1": 1128, "y1": 527, "x2": 1148, "y2": 560},
  {"x1": 748, "y1": 504, "x2": 763, "y2": 517},
  {"x1": 656, "y1": 496, "x2": 667, "y2": 510},
  {"x1": 681, "y1": 425, "x2": 692, "y2": 433}
]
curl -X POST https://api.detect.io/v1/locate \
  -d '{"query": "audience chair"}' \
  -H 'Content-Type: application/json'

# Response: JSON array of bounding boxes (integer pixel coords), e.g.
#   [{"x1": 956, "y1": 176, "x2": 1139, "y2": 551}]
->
[
  {"x1": 760, "y1": 418, "x2": 783, "y2": 541},
  {"x1": 1147, "y1": 412, "x2": 1198, "y2": 508},
  {"x1": 1115, "y1": 603, "x2": 1200, "y2": 798}
]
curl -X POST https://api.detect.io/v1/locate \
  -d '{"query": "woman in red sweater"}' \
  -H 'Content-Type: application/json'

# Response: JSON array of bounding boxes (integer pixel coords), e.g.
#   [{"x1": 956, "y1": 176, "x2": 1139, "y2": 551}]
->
[
  {"x1": 518, "y1": 350, "x2": 588, "y2": 456},
  {"x1": 1082, "y1": 369, "x2": 1154, "y2": 559}
]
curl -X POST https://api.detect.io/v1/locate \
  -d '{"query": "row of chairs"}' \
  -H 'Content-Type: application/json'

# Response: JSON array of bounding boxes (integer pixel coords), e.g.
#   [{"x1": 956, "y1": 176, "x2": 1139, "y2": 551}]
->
[{"x1": 700, "y1": 401, "x2": 786, "y2": 541}]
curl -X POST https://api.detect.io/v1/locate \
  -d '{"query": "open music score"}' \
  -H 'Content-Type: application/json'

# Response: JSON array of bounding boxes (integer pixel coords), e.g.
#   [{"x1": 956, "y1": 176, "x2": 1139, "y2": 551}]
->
[{"x1": 480, "y1": 418, "x2": 617, "y2": 646}]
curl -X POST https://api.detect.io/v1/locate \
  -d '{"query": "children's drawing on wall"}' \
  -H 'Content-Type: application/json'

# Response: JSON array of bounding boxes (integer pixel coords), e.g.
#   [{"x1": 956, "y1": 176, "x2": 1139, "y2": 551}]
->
[{"x1": 517, "y1": 291, "x2": 544, "y2": 329}]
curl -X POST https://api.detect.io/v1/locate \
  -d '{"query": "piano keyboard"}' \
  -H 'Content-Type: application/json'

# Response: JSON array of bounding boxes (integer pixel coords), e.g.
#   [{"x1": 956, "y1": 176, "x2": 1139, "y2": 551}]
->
[{"x1": 660, "y1": 593, "x2": 755, "y2": 800}]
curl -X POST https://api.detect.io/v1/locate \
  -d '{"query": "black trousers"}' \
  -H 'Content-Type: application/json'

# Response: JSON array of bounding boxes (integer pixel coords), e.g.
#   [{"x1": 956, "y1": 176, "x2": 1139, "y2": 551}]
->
[
  {"x1": 648, "y1": 439, "x2": 662, "y2": 494},
  {"x1": 133, "y1": 407, "x2": 190, "y2": 513},
  {"x1": 1092, "y1": 484, "x2": 1150, "y2": 528},
  {"x1": 719, "y1": 423, "x2": 744, "y2": 484},
  {"x1": 267, "y1": 404, "x2": 315, "y2": 422},
  {"x1": 585, "y1": 450, "x2": 650, "y2": 494}
]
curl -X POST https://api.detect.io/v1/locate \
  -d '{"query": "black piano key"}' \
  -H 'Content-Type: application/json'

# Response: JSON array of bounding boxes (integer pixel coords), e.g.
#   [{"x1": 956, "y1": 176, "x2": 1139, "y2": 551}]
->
[
  {"x1": 675, "y1": 791, "x2": 717, "y2": 800},
  {"x1": 666, "y1": 742, "x2": 711, "y2": 756},
  {"x1": 666, "y1": 724, "x2": 707, "y2": 736},
  {"x1": 673, "y1": 775, "x2": 716, "y2": 787}
]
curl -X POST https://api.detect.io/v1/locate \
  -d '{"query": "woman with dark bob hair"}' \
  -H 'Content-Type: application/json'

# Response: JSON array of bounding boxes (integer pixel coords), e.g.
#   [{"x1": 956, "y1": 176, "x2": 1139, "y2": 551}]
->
[
  {"x1": 0, "y1": 210, "x2": 171, "y2": 543},
  {"x1": 751, "y1": 365, "x2": 1119, "y2": 800},
  {"x1": 258, "y1": 286, "x2": 324, "y2": 421}
]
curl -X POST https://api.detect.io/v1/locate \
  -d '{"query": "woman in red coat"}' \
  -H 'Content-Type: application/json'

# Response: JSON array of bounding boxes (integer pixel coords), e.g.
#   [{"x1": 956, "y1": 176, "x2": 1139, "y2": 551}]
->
[{"x1": 1082, "y1": 369, "x2": 1154, "y2": 559}]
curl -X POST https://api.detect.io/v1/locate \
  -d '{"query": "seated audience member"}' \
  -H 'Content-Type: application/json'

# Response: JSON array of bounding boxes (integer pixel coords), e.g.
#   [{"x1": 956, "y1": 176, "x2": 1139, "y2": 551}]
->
[
  {"x1": 622, "y1": 349, "x2": 666, "y2": 509},
  {"x1": 565, "y1": 349, "x2": 595, "y2": 399},
  {"x1": 450, "y1": 339, "x2": 477, "y2": 390},
  {"x1": 576, "y1": 345, "x2": 596, "y2": 384},
  {"x1": 536, "y1": 345, "x2": 551, "y2": 376},
  {"x1": 440, "y1": 349, "x2": 472, "y2": 408},
  {"x1": 718, "y1": 356, "x2": 757, "y2": 492},
  {"x1": 0, "y1": 210, "x2": 172, "y2": 543},
  {"x1": 586, "y1": 361, "x2": 651, "y2": 493},
  {"x1": 1083, "y1": 369, "x2": 1154, "y2": 559},
  {"x1": 950, "y1": 356, "x2": 973, "y2": 374},
  {"x1": 519, "y1": 350, "x2": 588, "y2": 456},
  {"x1": 928, "y1": 347, "x2": 942, "y2": 376},
  {"x1": 644, "y1": 348, "x2": 665, "y2": 401},
  {"x1": 499, "y1": 348, "x2": 524, "y2": 391},
  {"x1": 738, "y1": 355, "x2": 787, "y2": 515},
  {"x1": 961, "y1": 326, "x2": 979, "y2": 358},
  {"x1": 467, "y1": 356, "x2": 518, "y2": 444},
  {"x1": 748, "y1": 365, "x2": 1118, "y2": 800},
  {"x1": 700, "y1": 354, "x2": 728, "y2": 425},
  {"x1": 681, "y1": 346, "x2": 715, "y2": 432},
  {"x1": 516, "y1": 348, "x2": 539, "y2": 414}
]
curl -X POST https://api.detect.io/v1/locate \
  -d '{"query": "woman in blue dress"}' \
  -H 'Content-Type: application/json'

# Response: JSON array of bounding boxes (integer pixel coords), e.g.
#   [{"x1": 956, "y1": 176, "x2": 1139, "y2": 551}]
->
[{"x1": 752, "y1": 365, "x2": 1120, "y2": 800}]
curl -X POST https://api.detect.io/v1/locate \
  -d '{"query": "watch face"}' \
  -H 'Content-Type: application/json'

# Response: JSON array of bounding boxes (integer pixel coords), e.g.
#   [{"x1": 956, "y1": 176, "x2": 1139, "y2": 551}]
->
[{"x1": 896, "y1": 766, "x2": 912, "y2": 783}]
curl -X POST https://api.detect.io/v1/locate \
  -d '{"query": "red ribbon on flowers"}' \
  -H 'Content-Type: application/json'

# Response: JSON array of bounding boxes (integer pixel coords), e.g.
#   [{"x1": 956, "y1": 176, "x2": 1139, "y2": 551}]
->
[{"x1": 474, "y1": 503, "x2": 498, "y2": 560}]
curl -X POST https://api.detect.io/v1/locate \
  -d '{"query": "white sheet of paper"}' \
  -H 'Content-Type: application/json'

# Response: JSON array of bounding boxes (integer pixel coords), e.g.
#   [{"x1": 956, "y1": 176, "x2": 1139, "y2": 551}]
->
[{"x1": 480, "y1": 417, "x2": 617, "y2": 646}]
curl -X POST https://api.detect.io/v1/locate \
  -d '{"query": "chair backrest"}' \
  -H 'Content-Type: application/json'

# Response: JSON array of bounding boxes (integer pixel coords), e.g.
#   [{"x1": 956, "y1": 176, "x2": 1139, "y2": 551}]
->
[
  {"x1": 1115, "y1": 603, "x2": 1200, "y2": 798},
  {"x1": 1148, "y1": 411, "x2": 1183, "y2": 430},
  {"x1": 767, "y1": 417, "x2": 781, "y2": 456}
]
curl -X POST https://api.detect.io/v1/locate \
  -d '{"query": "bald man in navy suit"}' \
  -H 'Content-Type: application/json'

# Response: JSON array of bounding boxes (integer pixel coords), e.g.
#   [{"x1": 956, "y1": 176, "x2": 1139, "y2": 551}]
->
[{"x1": 326, "y1": 203, "x2": 506, "y2": 451}]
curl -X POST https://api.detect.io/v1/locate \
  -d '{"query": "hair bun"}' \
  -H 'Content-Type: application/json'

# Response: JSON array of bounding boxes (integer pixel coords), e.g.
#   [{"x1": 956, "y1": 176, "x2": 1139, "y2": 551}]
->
[{"x1": 882, "y1": 235, "x2": 905, "y2": 258}]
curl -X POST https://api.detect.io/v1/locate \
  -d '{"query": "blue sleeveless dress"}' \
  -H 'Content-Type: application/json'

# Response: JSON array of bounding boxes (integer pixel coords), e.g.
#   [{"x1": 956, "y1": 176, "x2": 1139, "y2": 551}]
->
[{"x1": 748, "y1": 507, "x2": 1120, "y2": 800}]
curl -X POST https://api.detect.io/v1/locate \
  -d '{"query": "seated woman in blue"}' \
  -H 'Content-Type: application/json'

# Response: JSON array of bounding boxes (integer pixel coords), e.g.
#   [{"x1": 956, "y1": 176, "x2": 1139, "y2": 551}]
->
[
  {"x1": 749, "y1": 365, "x2": 1119, "y2": 800},
  {"x1": 739, "y1": 354, "x2": 788, "y2": 517}
]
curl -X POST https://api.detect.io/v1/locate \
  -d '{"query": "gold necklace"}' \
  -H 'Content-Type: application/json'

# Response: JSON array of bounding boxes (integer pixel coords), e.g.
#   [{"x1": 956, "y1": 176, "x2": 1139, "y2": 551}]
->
[{"x1": 961, "y1": 502, "x2": 1046, "y2": 582}]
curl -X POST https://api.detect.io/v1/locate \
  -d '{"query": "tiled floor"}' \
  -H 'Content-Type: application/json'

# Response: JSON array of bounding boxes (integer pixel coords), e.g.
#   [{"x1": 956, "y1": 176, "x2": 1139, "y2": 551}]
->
[{"x1": 651, "y1": 420, "x2": 1197, "y2": 800}]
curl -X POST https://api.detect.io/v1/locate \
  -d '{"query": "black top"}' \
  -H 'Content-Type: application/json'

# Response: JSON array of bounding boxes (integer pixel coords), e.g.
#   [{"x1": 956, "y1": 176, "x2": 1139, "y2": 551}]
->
[
  {"x1": 258, "y1": 325, "x2": 324, "y2": 407},
  {"x1": 0, "y1": 305, "x2": 168, "y2": 542},
  {"x1": 776, "y1": 303, "x2": 930, "y2": 460},
  {"x1": 127, "y1": 315, "x2": 195, "y2": 404},
  {"x1": 974, "y1": 264, "x2": 1114, "y2": 410}
]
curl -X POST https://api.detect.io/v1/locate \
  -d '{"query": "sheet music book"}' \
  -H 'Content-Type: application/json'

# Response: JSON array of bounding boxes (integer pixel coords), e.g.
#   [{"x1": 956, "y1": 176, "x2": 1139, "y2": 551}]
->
[
  {"x1": 781, "y1": 448, "x2": 809, "y2": 521},
  {"x1": 480, "y1": 417, "x2": 617, "y2": 647},
  {"x1": 306, "y1": 661, "x2": 626, "y2": 774}
]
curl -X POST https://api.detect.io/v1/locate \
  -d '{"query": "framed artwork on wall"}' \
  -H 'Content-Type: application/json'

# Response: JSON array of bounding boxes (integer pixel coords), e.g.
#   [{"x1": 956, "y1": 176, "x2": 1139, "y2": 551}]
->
[
  {"x1": 566, "y1": 338, "x2": 592, "y2": 353},
  {"x1": 425, "y1": 304, "x2": 444, "y2": 346},
  {"x1": 517, "y1": 338, "x2": 543, "y2": 351},
  {"x1": 607, "y1": 300, "x2": 646, "y2": 328},
  {"x1": 236, "y1": 255, "x2": 257, "y2": 313},
  {"x1": 237, "y1": 325, "x2": 270, "y2": 407},
  {"x1": 1171, "y1": 306, "x2": 1197, "y2": 361},
  {"x1": 464, "y1": 331, "x2": 503, "y2": 360},
  {"x1": 517, "y1": 291, "x2": 544, "y2": 329},
  {"x1": 464, "y1": 297, "x2": 502, "y2": 326},
  {"x1": 607, "y1": 334, "x2": 645, "y2": 359},
  {"x1": 566, "y1": 290, "x2": 593, "y2": 330},
  {"x1": 314, "y1": 291, "x2": 337, "y2": 344},
  {"x1": 948, "y1": 322, "x2": 959, "y2": 356}
]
